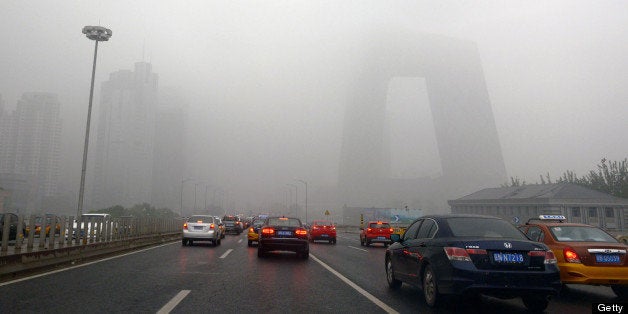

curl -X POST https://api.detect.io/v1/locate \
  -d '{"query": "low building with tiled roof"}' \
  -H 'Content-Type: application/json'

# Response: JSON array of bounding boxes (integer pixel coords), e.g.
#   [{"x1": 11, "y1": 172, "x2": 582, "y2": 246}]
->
[{"x1": 448, "y1": 183, "x2": 628, "y2": 232}]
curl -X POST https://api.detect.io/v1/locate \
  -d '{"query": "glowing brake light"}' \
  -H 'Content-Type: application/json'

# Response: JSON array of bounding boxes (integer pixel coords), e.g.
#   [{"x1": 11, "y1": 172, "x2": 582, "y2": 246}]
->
[
  {"x1": 295, "y1": 229, "x2": 307, "y2": 235},
  {"x1": 367, "y1": 228, "x2": 372, "y2": 233},
  {"x1": 249, "y1": 227, "x2": 254, "y2": 233},
  {"x1": 444, "y1": 247, "x2": 471, "y2": 262},
  {"x1": 183, "y1": 223, "x2": 188, "y2": 230},
  {"x1": 389, "y1": 228, "x2": 394, "y2": 233},
  {"x1": 209, "y1": 223, "x2": 215, "y2": 229},
  {"x1": 262, "y1": 227, "x2": 275, "y2": 235},
  {"x1": 563, "y1": 247, "x2": 581, "y2": 263}
]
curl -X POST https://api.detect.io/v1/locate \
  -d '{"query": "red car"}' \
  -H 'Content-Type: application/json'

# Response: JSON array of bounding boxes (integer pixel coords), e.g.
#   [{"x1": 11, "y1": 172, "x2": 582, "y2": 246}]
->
[
  {"x1": 360, "y1": 221, "x2": 393, "y2": 247},
  {"x1": 309, "y1": 220, "x2": 337, "y2": 244}
]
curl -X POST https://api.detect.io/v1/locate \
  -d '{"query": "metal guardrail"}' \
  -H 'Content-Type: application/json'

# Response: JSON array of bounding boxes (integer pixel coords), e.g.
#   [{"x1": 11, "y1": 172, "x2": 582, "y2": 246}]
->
[{"x1": 0, "y1": 213, "x2": 183, "y2": 279}]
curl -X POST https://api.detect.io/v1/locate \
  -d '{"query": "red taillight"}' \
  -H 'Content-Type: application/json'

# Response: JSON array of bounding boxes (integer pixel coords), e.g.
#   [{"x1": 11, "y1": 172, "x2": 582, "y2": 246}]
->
[
  {"x1": 529, "y1": 250, "x2": 557, "y2": 264},
  {"x1": 249, "y1": 227, "x2": 254, "y2": 233},
  {"x1": 312, "y1": 226, "x2": 319, "y2": 230},
  {"x1": 261, "y1": 227, "x2": 275, "y2": 236},
  {"x1": 563, "y1": 247, "x2": 581, "y2": 263},
  {"x1": 367, "y1": 228, "x2": 372, "y2": 233},
  {"x1": 296, "y1": 229, "x2": 307, "y2": 235},
  {"x1": 209, "y1": 223, "x2": 215, "y2": 229},
  {"x1": 183, "y1": 223, "x2": 188, "y2": 230},
  {"x1": 444, "y1": 247, "x2": 471, "y2": 262},
  {"x1": 389, "y1": 228, "x2": 394, "y2": 233},
  {"x1": 465, "y1": 248, "x2": 487, "y2": 255}
]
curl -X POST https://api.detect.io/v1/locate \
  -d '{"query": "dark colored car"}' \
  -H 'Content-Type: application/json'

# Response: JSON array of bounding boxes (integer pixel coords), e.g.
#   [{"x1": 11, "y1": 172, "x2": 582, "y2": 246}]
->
[
  {"x1": 519, "y1": 215, "x2": 628, "y2": 299},
  {"x1": 222, "y1": 215, "x2": 243, "y2": 234},
  {"x1": 257, "y1": 216, "x2": 309, "y2": 259},
  {"x1": 385, "y1": 214, "x2": 561, "y2": 311},
  {"x1": 309, "y1": 220, "x2": 337, "y2": 244},
  {"x1": 0, "y1": 213, "x2": 20, "y2": 241}
]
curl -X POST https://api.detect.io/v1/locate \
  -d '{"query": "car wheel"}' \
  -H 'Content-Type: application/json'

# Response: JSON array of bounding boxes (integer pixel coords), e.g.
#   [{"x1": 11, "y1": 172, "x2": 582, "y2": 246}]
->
[
  {"x1": 611, "y1": 285, "x2": 628, "y2": 299},
  {"x1": 217, "y1": 238, "x2": 221, "y2": 246},
  {"x1": 386, "y1": 257, "x2": 402, "y2": 290},
  {"x1": 257, "y1": 246, "x2": 265, "y2": 258},
  {"x1": 360, "y1": 237, "x2": 365, "y2": 246},
  {"x1": 365, "y1": 240, "x2": 370, "y2": 247},
  {"x1": 188, "y1": 240, "x2": 193, "y2": 246},
  {"x1": 332, "y1": 238, "x2": 337, "y2": 244},
  {"x1": 300, "y1": 250, "x2": 309, "y2": 259},
  {"x1": 182, "y1": 239, "x2": 187, "y2": 246},
  {"x1": 248, "y1": 240, "x2": 252, "y2": 246},
  {"x1": 423, "y1": 265, "x2": 440, "y2": 307},
  {"x1": 522, "y1": 294, "x2": 549, "y2": 312}
]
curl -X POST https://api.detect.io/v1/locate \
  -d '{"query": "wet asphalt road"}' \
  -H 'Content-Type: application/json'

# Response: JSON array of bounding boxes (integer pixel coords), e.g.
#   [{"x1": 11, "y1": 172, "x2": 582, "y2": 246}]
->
[{"x1": 0, "y1": 232, "x2": 621, "y2": 313}]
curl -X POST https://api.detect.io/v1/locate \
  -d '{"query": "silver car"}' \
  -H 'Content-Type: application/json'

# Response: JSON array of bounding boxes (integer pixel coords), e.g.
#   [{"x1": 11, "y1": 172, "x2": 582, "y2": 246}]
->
[{"x1": 182, "y1": 215, "x2": 222, "y2": 246}]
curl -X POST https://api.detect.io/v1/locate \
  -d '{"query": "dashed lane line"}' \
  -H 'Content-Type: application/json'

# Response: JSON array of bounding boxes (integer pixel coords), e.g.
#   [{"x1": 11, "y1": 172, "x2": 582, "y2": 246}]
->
[
  {"x1": 348, "y1": 246, "x2": 368, "y2": 252},
  {"x1": 310, "y1": 254, "x2": 399, "y2": 314},
  {"x1": 220, "y1": 249, "x2": 233, "y2": 259},
  {"x1": 156, "y1": 290, "x2": 190, "y2": 314}
]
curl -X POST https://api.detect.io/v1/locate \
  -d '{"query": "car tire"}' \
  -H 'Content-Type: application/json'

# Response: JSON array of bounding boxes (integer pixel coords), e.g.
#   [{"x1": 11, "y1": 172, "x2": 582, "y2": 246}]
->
[
  {"x1": 332, "y1": 238, "x2": 337, "y2": 244},
  {"x1": 386, "y1": 257, "x2": 402, "y2": 290},
  {"x1": 611, "y1": 285, "x2": 628, "y2": 299},
  {"x1": 360, "y1": 237, "x2": 365, "y2": 246},
  {"x1": 423, "y1": 265, "x2": 440, "y2": 307},
  {"x1": 217, "y1": 238, "x2": 221, "y2": 246},
  {"x1": 257, "y1": 246, "x2": 265, "y2": 258},
  {"x1": 248, "y1": 240, "x2": 252, "y2": 246},
  {"x1": 182, "y1": 238, "x2": 187, "y2": 246},
  {"x1": 300, "y1": 250, "x2": 309, "y2": 259},
  {"x1": 522, "y1": 294, "x2": 549, "y2": 312},
  {"x1": 365, "y1": 240, "x2": 370, "y2": 247}
]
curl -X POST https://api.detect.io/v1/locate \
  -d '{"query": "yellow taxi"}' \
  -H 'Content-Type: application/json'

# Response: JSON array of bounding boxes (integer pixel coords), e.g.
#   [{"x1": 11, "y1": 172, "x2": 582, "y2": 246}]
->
[
  {"x1": 518, "y1": 215, "x2": 628, "y2": 299},
  {"x1": 247, "y1": 219, "x2": 265, "y2": 246}
]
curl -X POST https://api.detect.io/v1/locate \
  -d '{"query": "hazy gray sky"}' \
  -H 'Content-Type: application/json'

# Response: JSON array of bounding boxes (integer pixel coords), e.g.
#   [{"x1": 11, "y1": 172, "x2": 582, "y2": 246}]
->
[{"x1": 2, "y1": 1, "x2": 627, "y2": 207}]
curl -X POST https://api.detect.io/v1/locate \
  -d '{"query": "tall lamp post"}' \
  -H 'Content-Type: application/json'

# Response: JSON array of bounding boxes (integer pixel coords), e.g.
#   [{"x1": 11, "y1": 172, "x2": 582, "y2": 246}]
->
[
  {"x1": 296, "y1": 179, "x2": 308, "y2": 223},
  {"x1": 180, "y1": 178, "x2": 193, "y2": 217},
  {"x1": 77, "y1": 26, "x2": 112, "y2": 219},
  {"x1": 287, "y1": 183, "x2": 298, "y2": 218}
]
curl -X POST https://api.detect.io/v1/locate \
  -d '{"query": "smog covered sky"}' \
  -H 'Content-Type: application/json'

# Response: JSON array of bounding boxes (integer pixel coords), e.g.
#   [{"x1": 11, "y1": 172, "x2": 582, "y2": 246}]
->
[{"x1": 1, "y1": 1, "x2": 627, "y2": 208}]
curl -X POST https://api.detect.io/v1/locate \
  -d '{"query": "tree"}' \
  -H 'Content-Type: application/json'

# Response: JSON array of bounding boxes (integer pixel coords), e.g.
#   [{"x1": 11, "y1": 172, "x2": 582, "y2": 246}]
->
[{"x1": 555, "y1": 158, "x2": 628, "y2": 198}]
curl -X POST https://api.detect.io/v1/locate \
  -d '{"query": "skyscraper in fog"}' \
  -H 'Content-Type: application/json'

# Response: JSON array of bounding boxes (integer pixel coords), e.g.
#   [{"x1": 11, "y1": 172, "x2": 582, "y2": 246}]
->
[
  {"x1": 90, "y1": 62, "x2": 158, "y2": 209},
  {"x1": 151, "y1": 88, "x2": 187, "y2": 210},
  {"x1": 0, "y1": 93, "x2": 62, "y2": 211}
]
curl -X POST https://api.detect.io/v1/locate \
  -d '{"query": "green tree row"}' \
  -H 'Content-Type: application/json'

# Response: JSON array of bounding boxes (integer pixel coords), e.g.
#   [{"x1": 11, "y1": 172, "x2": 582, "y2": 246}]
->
[
  {"x1": 89, "y1": 202, "x2": 180, "y2": 218},
  {"x1": 504, "y1": 158, "x2": 628, "y2": 199}
]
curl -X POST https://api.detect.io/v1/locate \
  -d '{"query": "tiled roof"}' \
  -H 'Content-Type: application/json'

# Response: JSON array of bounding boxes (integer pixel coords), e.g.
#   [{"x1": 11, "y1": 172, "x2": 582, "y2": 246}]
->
[{"x1": 453, "y1": 183, "x2": 622, "y2": 201}]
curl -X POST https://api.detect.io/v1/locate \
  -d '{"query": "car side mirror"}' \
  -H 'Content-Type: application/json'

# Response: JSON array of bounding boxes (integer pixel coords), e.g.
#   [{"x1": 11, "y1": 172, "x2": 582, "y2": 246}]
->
[{"x1": 390, "y1": 234, "x2": 401, "y2": 242}]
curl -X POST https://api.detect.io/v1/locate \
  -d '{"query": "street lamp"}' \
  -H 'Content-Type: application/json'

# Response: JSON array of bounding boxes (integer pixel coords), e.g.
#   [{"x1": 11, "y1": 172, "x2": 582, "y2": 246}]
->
[
  {"x1": 77, "y1": 26, "x2": 112, "y2": 219},
  {"x1": 287, "y1": 183, "x2": 298, "y2": 218},
  {"x1": 296, "y1": 179, "x2": 308, "y2": 224},
  {"x1": 180, "y1": 178, "x2": 193, "y2": 217}
]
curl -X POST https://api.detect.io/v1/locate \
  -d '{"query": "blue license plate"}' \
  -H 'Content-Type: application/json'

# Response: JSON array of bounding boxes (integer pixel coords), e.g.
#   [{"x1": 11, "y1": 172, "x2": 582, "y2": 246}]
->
[
  {"x1": 493, "y1": 252, "x2": 524, "y2": 263},
  {"x1": 596, "y1": 254, "x2": 620, "y2": 263},
  {"x1": 277, "y1": 230, "x2": 292, "y2": 236},
  {"x1": 377, "y1": 236, "x2": 386, "y2": 240},
  {"x1": 321, "y1": 234, "x2": 329, "y2": 237}
]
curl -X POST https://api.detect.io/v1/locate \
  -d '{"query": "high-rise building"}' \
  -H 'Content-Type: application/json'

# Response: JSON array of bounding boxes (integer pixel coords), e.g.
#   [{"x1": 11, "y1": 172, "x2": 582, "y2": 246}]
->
[
  {"x1": 0, "y1": 93, "x2": 62, "y2": 211},
  {"x1": 151, "y1": 88, "x2": 187, "y2": 210},
  {"x1": 90, "y1": 62, "x2": 158, "y2": 209}
]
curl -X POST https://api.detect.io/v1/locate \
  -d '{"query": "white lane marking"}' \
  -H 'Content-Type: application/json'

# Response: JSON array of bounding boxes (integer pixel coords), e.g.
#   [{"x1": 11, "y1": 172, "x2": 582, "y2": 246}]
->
[
  {"x1": 348, "y1": 246, "x2": 368, "y2": 252},
  {"x1": 0, "y1": 242, "x2": 177, "y2": 287},
  {"x1": 238, "y1": 239, "x2": 243, "y2": 243},
  {"x1": 220, "y1": 249, "x2": 233, "y2": 259},
  {"x1": 156, "y1": 289, "x2": 190, "y2": 314},
  {"x1": 310, "y1": 254, "x2": 399, "y2": 314}
]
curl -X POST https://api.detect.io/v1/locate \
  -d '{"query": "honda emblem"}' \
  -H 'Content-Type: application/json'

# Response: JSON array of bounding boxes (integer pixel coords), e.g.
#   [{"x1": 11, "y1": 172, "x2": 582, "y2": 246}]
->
[{"x1": 503, "y1": 242, "x2": 512, "y2": 248}]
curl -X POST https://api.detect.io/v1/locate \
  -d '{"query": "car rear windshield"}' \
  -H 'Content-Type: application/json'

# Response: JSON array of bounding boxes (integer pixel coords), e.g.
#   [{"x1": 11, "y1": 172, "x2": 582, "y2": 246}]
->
[
  {"x1": 189, "y1": 216, "x2": 213, "y2": 223},
  {"x1": 268, "y1": 218, "x2": 301, "y2": 227},
  {"x1": 314, "y1": 221, "x2": 333, "y2": 226},
  {"x1": 369, "y1": 223, "x2": 391, "y2": 228},
  {"x1": 447, "y1": 217, "x2": 526, "y2": 239},
  {"x1": 550, "y1": 226, "x2": 618, "y2": 242}
]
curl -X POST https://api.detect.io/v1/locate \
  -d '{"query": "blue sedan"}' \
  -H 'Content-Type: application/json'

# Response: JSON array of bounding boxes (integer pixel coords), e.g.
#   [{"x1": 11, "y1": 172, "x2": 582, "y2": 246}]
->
[{"x1": 385, "y1": 214, "x2": 561, "y2": 312}]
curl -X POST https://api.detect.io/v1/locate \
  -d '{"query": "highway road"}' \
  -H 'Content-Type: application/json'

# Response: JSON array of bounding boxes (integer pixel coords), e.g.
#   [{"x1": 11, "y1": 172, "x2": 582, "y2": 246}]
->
[{"x1": 0, "y1": 232, "x2": 620, "y2": 313}]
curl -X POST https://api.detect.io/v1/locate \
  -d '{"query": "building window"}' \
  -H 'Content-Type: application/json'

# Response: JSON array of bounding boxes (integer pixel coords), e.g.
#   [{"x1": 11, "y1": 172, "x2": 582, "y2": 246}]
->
[
  {"x1": 571, "y1": 207, "x2": 580, "y2": 217},
  {"x1": 588, "y1": 207, "x2": 597, "y2": 218},
  {"x1": 605, "y1": 208, "x2": 614, "y2": 218}
]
